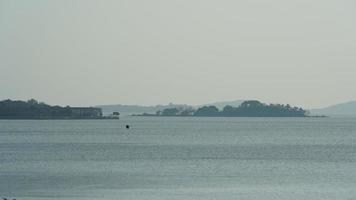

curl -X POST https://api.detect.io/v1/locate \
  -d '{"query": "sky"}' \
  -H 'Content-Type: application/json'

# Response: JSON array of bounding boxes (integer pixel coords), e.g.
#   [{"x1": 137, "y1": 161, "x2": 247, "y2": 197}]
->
[{"x1": 0, "y1": 0, "x2": 355, "y2": 109}]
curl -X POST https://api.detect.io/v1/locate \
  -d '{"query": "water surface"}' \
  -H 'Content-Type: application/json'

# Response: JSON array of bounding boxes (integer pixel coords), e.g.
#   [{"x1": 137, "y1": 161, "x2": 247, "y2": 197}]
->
[{"x1": 0, "y1": 117, "x2": 355, "y2": 200}]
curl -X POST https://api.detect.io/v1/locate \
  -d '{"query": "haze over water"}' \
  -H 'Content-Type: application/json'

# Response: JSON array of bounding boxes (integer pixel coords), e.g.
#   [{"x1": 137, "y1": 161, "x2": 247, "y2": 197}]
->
[
  {"x1": 1, "y1": 117, "x2": 355, "y2": 200},
  {"x1": 1, "y1": 0, "x2": 356, "y2": 107}
]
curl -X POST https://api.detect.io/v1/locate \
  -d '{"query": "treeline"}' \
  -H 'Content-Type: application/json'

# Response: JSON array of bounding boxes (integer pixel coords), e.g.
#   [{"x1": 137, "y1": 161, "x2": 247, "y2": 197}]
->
[
  {"x1": 154, "y1": 100, "x2": 308, "y2": 117},
  {"x1": 0, "y1": 99, "x2": 73, "y2": 119}
]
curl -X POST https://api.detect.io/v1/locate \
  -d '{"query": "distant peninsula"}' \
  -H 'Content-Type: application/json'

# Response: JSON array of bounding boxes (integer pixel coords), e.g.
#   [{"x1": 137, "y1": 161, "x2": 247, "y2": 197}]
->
[
  {"x1": 0, "y1": 99, "x2": 105, "y2": 119},
  {"x1": 137, "y1": 100, "x2": 311, "y2": 117}
]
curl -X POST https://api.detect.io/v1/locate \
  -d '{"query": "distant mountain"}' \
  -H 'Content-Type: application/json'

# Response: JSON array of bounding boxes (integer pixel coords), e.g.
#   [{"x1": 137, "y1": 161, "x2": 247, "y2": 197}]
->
[
  {"x1": 97, "y1": 103, "x2": 191, "y2": 116},
  {"x1": 97, "y1": 100, "x2": 245, "y2": 116},
  {"x1": 310, "y1": 101, "x2": 356, "y2": 116}
]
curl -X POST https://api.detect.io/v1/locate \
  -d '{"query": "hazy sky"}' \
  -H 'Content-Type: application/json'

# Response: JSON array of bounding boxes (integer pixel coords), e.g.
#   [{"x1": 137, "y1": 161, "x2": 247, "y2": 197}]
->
[{"x1": 0, "y1": 0, "x2": 355, "y2": 108}]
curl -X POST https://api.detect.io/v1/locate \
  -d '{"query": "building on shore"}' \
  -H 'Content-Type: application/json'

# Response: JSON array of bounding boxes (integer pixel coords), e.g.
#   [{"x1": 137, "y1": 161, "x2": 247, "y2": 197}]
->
[{"x1": 70, "y1": 107, "x2": 102, "y2": 118}]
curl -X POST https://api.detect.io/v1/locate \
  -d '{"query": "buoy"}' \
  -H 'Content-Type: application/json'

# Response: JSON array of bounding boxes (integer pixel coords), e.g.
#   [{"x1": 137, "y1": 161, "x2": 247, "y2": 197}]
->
[{"x1": 126, "y1": 125, "x2": 130, "y2": 129}]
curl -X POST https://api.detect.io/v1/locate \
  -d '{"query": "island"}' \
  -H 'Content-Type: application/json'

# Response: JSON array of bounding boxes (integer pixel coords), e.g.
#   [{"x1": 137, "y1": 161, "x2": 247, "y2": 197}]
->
[
  {"x1": 0, "y1": 99, "x2": 105, "y2": 119},
  {"x1": 138, "y1": 100, "x2": 312, "y2": 117}
]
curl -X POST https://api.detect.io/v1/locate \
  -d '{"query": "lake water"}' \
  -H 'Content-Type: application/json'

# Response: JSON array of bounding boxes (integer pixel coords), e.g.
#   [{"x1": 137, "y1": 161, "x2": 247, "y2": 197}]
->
[{"x1": 0, "y1": 117, "x2": 355, "y2": 200}]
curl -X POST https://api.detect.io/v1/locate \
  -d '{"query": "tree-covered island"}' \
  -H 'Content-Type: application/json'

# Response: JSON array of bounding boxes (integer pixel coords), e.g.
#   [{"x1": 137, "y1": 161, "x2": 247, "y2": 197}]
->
[
  {"x1": 140, "y1": 100, "x2": 310, "y2": 117},
  {"x1": 0, "y1": 99, "x2": 103, "y2": 119}
]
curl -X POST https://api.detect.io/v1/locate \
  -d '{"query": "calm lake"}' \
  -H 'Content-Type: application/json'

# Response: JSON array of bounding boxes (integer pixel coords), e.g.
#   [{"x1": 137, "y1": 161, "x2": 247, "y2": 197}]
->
[{"x1": 0, "y1": 117, "x2": 355, "y2": 200}]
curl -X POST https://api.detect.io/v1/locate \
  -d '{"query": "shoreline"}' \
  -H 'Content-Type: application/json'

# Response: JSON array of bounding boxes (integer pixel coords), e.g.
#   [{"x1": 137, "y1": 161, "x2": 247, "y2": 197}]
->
[
  {"x1": 0, "y1": 117, "x2": 120, "y2": 120},
  {"x1": 132, "y1": 115, "x2": 328, "y2": 118}
]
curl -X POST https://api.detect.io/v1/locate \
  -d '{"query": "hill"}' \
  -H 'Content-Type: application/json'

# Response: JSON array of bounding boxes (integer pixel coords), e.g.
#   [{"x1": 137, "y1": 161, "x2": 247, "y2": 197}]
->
[{"x1": 310, "y1": 101, "x2": 356, "y2": 116}]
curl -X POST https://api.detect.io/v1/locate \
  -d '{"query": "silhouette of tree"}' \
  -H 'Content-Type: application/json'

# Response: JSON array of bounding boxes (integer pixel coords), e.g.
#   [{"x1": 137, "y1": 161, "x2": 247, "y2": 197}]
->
[
  {"x1": 195, "y1": 106, "x2": 219, "y2": 116},
  {"x1": 161, "y1": 108, "x2": 179, "y2": 116},
  {"x1": 154, "y1": 100, "x2": 308, "y2": 117},
  {"x1": 0, "y1": 99, "x2": 99, "y2": 119}
]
